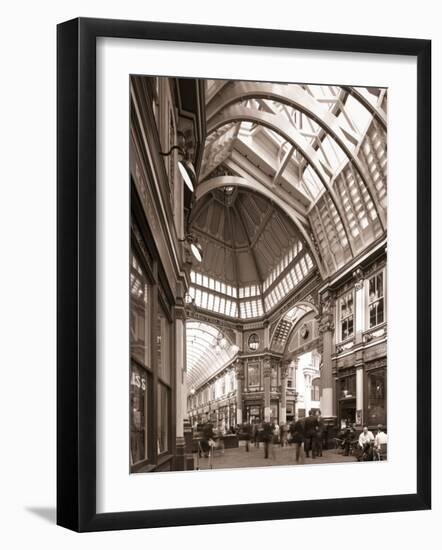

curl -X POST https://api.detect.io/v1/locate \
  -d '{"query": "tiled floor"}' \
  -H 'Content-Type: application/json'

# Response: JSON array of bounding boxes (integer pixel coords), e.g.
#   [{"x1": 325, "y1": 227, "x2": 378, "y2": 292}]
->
[{"x1": 195, "y1": 444, "x2": 357, "y2": 470}]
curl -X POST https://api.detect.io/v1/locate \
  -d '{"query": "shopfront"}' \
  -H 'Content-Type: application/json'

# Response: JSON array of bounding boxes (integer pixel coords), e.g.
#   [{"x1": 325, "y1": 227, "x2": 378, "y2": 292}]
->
[{"x1": 130, "y1": 192, "x2": 176, "y2": 472}]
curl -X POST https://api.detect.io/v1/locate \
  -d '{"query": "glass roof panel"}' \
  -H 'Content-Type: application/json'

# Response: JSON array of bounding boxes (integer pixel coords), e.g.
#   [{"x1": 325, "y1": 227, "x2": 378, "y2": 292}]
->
[{"x1": 186, "y1": 321, "x2": 239, "y2": 390}]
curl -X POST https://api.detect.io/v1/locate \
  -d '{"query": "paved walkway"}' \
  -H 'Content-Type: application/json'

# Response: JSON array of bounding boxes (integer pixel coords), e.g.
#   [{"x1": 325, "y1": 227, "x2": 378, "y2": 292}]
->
[{"x1": 196, "y1": 444, "x2": 356, "y2": 470}]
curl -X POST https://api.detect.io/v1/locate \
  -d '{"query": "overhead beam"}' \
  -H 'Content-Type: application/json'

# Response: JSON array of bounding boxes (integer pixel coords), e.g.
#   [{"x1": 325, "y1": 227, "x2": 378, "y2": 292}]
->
[
  {"x1": 273, "y1": 145, "x2": 295, "y2": 186},
  {"x1": 208, "y1": 106, "x2": 360, "y2": 256},
  {"x1": 207, "y1": 82, "x2": 386, "y2": 230}
]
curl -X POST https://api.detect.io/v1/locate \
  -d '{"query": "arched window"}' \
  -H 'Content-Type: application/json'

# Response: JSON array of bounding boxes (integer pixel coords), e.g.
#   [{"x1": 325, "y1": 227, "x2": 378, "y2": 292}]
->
[{"x1": 311, "y1": 379, "x2": 320, "y2": 402}]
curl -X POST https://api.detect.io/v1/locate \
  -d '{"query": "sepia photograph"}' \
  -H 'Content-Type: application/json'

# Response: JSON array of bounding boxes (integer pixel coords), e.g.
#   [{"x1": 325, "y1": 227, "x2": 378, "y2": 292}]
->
[{"x1": 129, "y1": 75, "x2": 388, "y2": 474}]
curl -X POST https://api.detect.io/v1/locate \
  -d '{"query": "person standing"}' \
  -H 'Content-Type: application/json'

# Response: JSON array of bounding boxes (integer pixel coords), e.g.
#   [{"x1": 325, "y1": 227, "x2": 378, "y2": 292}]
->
[
  {"x1": 242, "y1": 421, "x2": 252, "y2": 452},
  {"x1": 262, "y1": 419, "x2": 274, "y2": 459},
  {"x1": 201, "y1": 420, "x2": 214, "y2": 458},
  {"x1": 315, "y1": 410, "x2": 324, "y2": 457},
  {"x1": 304, "y1": 409, "x2": 319, "y2": 458},
  {"x1": 289, "y1": 417, "x2": 305, "y2": 463},
  {"x1": 273, "y1": 420, "x2": 280, "y2": 446}
]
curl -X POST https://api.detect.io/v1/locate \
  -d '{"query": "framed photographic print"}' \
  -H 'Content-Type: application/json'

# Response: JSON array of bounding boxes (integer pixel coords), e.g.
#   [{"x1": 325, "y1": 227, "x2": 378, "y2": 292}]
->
[{"x1": 57, "y1": 17, "x2": 431, "y2": 532}]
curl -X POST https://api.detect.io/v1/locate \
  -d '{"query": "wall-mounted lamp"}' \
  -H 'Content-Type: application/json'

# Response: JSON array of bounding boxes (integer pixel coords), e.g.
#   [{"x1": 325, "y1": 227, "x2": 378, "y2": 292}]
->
[
  {"x1": 179, "y1": 233, "x2": 204, "y2": 263},
  {"x1": 159, "y1": 132, "x2": 196, "y2": 192}
]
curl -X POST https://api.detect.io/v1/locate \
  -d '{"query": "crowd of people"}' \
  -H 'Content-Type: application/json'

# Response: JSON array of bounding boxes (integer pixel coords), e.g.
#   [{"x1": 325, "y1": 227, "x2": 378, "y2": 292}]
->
[{"x1": 194, "y1": 411, "x2": 387, "y2": 463}]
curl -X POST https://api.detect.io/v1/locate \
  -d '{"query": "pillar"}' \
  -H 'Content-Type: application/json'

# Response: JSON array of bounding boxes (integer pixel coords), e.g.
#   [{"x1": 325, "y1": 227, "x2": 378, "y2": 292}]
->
[
  {"x1": 356, "y1": 363, "x2": 364, "y2": 426},
  {"x1": 174, "y1": 307, "x2": 186, "y2": 470},
  {"x1": 304, "y1": 372, "x2": 312, "y2": 415},
  {"x1": 354, "y1": 268, "x2": 365, "y2": 345},
  {"x1": 293, "y1": 357, "x2": 301, "y2": 419},
  {"x1": 235, "y1": 359, "x2": 244, "y2": 425},
  {"x1": 319, "y1": 289, "x2": 336, "y2": 419},
  {"x1": 280, "y1": 360, "x2": 289, "y2": 424},
  {"x1": 263, "y1": 356, "x2": 272, "y2": 422}
]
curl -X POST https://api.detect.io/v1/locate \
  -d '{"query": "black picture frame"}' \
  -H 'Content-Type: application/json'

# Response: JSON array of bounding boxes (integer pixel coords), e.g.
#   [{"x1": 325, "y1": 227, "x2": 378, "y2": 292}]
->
[{"x1": 57, "y1": 17, "x2": 431, "y2": 532}]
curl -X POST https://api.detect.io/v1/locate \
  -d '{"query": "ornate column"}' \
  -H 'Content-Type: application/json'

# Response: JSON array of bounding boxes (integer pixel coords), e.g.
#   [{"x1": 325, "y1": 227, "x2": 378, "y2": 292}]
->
[
  {"x1": 293, "y1": 357, "x2": 302, "y2": 419},
  {"x1": 174, "y1": 303, "x2": 187, "y2": 470},
  {"x1": 318, "y1": 289, "x2": 336, "y2": 419},
  {"x1": 280, "y1": 360, "x2": 289, "y2": 424},
  {"x1": 356, "y1": 362, "x2": 364, "y2": 426},
  {"x1": 263, "y1": 356, "x2": 272, "y2": 422},
  {"x1": 235, "y1": 358, "x2": 245, "y2": 425}
]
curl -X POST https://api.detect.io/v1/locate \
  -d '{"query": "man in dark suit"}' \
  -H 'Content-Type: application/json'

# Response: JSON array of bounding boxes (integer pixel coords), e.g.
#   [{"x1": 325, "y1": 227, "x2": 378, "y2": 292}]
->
[
  {"x1": 315, "y1": 410, "x2": 325, "y2": 457},
  {"x1": 304, "y1": 409, "x2": 319, "y2": 458},
  {"x1": 262, "y1": 420, "x2": 274, "y2": 459},
  {"x1": 289, "y1": 417, "x2": 305, "y2": 463}
]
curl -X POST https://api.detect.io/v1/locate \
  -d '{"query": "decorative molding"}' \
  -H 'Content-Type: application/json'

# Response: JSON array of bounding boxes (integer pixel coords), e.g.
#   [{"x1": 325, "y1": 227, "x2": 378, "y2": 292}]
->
[
  {"x1": 336, "y1": 340, "x2": 355, "y2": 354},
  {"x1": 235, "y1": 358, "x2": 245, "y2": 380},
  {"x1": 353, "y1": 267, "x2": 364, "y2": 290},
  {"x1": 318, "y1": 289, "x2": 335, "y2": 333},
  {"x1": 263, "y1": 356, "x2": 273, "y2": 377},
  {"x1": 363, "y1": 324, "x2": 387, "y2": 343}
]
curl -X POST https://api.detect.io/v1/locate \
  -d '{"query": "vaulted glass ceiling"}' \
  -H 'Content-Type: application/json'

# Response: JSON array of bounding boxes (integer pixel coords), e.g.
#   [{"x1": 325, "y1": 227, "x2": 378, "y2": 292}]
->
[
  {"x1": 186, "y1": 321, "x2": 239, "y2": 390},
  {"x1": 185, "y1": 80, "x2": 387, "y2": 391}
]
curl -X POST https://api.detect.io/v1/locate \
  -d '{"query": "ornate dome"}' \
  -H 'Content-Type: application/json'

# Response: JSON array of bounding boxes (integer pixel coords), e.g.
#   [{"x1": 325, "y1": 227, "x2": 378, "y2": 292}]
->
[{"x1": 190, "y1": 187, "x2": 305, "y2": 288}]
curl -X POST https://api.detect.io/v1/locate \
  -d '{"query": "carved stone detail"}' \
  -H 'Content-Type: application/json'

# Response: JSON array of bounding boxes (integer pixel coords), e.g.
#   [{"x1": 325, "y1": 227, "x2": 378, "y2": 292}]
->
[
  {"x1": 353, "y1": 267, "x2": 364, "y2": 290},
  {"x1": 235, "y1": 358, "x2": 245, "y2": 380},
  {"x1": 318, "y1": 289, "x2": 335, "y2": 334},
  {"x1": 263, "y1": 356, "x2": 273, "y2": 378},
  {"x1": 280, "y1": 360, "x2": 290, "y2": 379}
]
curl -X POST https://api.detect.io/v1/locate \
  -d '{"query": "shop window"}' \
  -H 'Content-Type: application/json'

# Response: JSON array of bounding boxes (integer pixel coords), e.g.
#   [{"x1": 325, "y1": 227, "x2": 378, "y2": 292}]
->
[
  {"x1": 368, "y1": 271, "x2": 385, "y2": 328},
  {"x1": 287, "y1": 366, "x2": 295, "y2": 388},
  {"x1": 339, "y1": 290, "x2": 354, "y2": 341},
  {"x1": 157, "y1": 383, "x2": 170, "y2": 455},
  {"x1": 271, "y1": 367, "x2": 278, "y2": 390},
  {"x1": 367, "y1": 369, "x2": 386, "y2": 426},
  {"x1": 130, "y1": 254, "x2": 150, "y2": 366},
  {"x1": 248, "y1": 364, "x2": 260, "y2": 388},
  {"x1": 339, "y1": 374, "x2": 356, "y2": 398},
  {"x1": 130, "y1": 363, "x2": 150, "y2": 465},
  {"x1": 157, "y1": 304, "x2": 171, "y2": 385}
]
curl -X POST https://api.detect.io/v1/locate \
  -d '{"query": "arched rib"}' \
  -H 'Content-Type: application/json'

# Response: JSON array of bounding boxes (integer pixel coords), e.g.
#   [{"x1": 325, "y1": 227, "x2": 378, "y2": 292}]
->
[
  {"x1": 195, "y1": 175, "x2": 327, "y2": 279},
  {"x1": 207, "y1": 82, "x2": 386, "y2": 230},
  {"x1": 208, "y1": 106, "x2": 359, "y2": 255}
]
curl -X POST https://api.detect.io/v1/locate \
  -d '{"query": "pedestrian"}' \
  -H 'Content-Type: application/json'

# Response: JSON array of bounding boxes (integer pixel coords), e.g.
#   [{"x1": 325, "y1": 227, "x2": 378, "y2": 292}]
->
[
  {"x1": 256, "y1": 420, "x2": 264, "y2": 448},
  {"x1": 289, "y1": 417, "x2": 305, "y2": 463},
  {"x1": 200, "y1": 420, "x2": 214, "y2": 458},
  {"x1": 273, "y1": 420, "x2": 280, "y2": 446},
  {"x1": 304, "y1": 409, "x2": 319, "y2": 458},
  {"x1": 315, "y1": 410, "x2": 324, "y2": 457},
  {"x1": 242, "y1": 421, "x2": 252, "y2": 452},
  {"x1": 262, "y1": 419, "x2": 274, "y2": 459}
]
